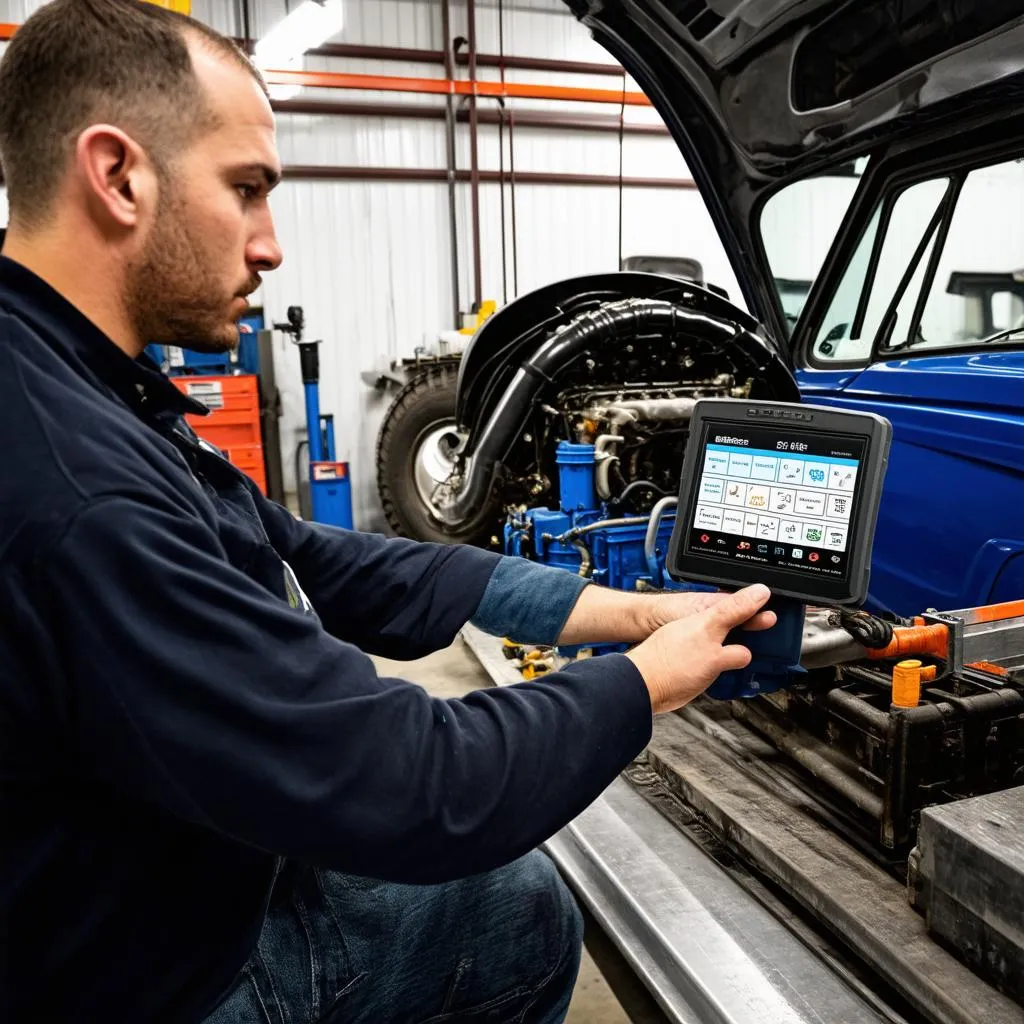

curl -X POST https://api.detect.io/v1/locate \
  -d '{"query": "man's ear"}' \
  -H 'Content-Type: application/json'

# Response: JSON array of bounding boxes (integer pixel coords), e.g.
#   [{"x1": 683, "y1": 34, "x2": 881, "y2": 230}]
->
[{"x1": 74, "y1": 124, "x2": 156, "y2": 230}]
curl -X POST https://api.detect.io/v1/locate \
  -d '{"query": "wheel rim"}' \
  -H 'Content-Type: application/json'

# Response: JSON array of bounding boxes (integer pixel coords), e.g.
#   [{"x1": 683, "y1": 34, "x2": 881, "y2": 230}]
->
[{"x1": 411, "y1": 419, "x2": 466, "y2": 514}]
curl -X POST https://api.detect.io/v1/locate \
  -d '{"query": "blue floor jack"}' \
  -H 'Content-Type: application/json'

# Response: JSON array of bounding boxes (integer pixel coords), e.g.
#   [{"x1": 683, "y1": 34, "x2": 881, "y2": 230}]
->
[{"x1": 274, "y1": 306, "x2": 353, "y2": 530}]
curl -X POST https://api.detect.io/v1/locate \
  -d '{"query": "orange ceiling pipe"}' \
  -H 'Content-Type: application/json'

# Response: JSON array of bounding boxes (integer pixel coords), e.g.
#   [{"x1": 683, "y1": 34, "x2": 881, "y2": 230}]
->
[
  {"x1": 0, "y1": 22, "x2": 650, "y2": 105},
  {"x1": 0, "y1": 23, "x2": 649, "y2": 106},
  {"x1": 263, "y1": 68, "x2": 653, "y2": 107}
]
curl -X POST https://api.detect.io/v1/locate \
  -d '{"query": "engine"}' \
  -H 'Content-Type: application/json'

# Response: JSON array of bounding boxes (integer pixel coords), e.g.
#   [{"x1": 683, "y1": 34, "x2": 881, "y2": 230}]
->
[{"x1": 435, "y1": 275, "x2": 799, "y2": 544}]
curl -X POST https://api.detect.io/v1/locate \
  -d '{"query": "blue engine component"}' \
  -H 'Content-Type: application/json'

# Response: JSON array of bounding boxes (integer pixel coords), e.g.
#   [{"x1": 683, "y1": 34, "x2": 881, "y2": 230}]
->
[{"x1": 505, "y1": 441, "x2": 685, "y2": 592}]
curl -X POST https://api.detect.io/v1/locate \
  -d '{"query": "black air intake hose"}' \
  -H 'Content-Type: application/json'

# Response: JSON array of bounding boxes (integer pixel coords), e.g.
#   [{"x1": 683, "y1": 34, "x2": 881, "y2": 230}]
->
[{"x1": 436, "y1": 297, "x2": 741, "y2": 526}]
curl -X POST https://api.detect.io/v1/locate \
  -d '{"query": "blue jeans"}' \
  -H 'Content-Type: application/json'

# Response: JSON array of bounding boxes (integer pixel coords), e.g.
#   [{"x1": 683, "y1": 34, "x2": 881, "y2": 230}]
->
[{"x1": 202, "y1": 850, "x2": 584, "y2": 1023}]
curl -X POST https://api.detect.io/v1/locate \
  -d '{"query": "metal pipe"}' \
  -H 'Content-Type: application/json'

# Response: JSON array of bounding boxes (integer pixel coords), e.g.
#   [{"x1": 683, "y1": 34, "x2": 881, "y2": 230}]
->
[
  {"x1": 593, "y1": 433, "x2": 623, "y2": 498},
  {"x1": 509, "y1": 108, "x2": 519, "y2": 295},
  {"x1": 467, "y1": 0, "x2": 483, "y2": 311},
  {"x1": 497, "y1": 0, "x2": 508, "y2": 306},
  {"x1": 497, "y1": 103, "x2": 508, "y2": 305},
  {"x1": 441, "y1": 0, "x2": 461, "y2": 327},
  {"x1": 731, "y1": 701, "x2": 885, "y2": 820},
  {"x1": 559, "y1": 516, "x2": 657, "y2": 540},
  {"x1": 281, "y1": 166, "x2": 697, "y2": 189},
  {"x1": 586, "y1": 397, "x2": 698, "y2": 425},
  {"x1": 270, "y1": 98, "x2": 670, "y2": 135},
  {"x1": 262, "y1": 68, "x2": 654, "y2": 106},
  {"x1": 239, "y1": 0, "x2": 251, "y2": 55},
  {"x1": 303, "y1": 41, "x2": 625, "y2": 78},
  {"x1": 799, "y1": 621, "x2": 867, "y2": 670},
  {"x1": 644, "y1": 497, "x2": 678, "y2": 587},
  {"x1": 571, "y1": 539, "x2": 593, "y2": 578},
  {"x1": 824, "y1": 686, "x2": 892, "y2": 734},
  {"x1": 542, "y1": 520, "x2": 648, "y2": 545},
  {"x1": 594, "y1": 454, "x2": 619, "y2": 500}
]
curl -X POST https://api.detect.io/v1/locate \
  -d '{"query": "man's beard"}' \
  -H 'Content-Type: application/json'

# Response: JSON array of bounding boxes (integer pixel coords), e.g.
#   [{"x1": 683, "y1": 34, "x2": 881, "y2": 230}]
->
[{"x1": 125, "y1": 192, "x2": 256, "y2": 355}]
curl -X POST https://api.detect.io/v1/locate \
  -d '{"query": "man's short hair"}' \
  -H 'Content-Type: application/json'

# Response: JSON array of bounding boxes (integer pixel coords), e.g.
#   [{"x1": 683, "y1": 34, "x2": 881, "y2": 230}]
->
[{"x1": 0, "y1": 0, "x2": 266, "y2": 229}]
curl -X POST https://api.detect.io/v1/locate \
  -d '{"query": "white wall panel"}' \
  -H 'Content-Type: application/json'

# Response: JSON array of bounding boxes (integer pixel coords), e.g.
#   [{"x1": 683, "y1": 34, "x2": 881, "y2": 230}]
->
[{"x1": 261, "y1": 179, "x2": 455, "y2": 529}]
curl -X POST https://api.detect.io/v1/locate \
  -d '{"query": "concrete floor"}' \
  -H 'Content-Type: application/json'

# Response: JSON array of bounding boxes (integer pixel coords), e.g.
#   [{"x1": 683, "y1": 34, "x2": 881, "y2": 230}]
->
[{"x1": 371, "y1": 637, "x2": 630, "y2": 1024}]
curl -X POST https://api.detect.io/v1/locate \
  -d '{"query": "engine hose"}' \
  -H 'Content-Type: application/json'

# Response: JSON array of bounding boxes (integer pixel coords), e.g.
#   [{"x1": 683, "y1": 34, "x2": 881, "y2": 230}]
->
[
  {"x1": 435, "y1": 297, "x2": 745, "y2": 526},
  {"x1": 571, "y1": 539, "x2": 593, "y2": 577},
  {"x1": 540, "y1": 531, "x2": 596, "y2": 577},
  {"x1": 644, "y1": 497, "x2": 679, "y2": 587},
  {"x1": 594, "y1": 434, "x2": 623, "y2": 500},
  {"x1": 557, "y1": 516, "x2": 652, "y2": 541},
  {"x1": 612, "y1": 479, "x2": 670, "y2": 511},
  {"x1": 595, "y1": 454, "x2": 619, "y2": 500}
]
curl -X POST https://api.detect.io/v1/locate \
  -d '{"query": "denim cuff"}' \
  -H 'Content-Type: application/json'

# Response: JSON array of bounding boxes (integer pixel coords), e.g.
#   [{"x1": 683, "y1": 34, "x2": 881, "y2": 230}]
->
[{"x1": 470, "y1": 557, "x2": 591, "y2": 644}]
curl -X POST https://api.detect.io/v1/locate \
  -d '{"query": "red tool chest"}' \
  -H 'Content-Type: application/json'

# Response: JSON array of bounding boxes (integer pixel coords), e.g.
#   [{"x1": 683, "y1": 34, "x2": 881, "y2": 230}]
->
[{"x1": 170, "y1": 374, "x2": 267, "y2": 494}]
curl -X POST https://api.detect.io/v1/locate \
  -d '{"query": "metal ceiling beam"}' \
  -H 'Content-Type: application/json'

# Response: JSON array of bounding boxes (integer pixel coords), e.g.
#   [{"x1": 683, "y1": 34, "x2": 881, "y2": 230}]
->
[{"x1": 282, "y1": 166, "x2": 696, "y2": 189}]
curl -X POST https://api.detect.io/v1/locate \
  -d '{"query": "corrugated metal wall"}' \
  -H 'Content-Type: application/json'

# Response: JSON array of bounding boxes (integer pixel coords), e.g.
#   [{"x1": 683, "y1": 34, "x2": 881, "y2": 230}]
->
[
  {"x1": 247, "y1": 0, "x2": 740, "y2": 529},
  {"x1": 0, "y1": 0, "x2": 739, "y2": 530}
]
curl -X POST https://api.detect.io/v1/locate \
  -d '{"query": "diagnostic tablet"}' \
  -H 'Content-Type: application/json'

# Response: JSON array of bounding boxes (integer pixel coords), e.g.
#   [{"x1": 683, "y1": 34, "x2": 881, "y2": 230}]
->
[{"x1": 666, "y1": 400, "x2": 892, "y2": 605}]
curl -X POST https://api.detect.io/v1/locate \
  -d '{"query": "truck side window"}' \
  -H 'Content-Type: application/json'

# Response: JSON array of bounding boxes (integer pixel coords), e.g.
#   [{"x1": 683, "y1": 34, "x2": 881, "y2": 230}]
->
[
  {"x1": 905, "y1": 159, "x2": 1024, "y2": 352},
  {"x1": 813, "y1": 177, "x2": 949, "y2": 362}
]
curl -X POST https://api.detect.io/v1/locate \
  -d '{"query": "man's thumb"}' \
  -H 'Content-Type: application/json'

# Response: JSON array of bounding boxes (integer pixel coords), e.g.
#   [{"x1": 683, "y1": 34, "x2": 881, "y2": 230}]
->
[{"x1": 708, "y1": 584, "x2": 771, "y2": 632}]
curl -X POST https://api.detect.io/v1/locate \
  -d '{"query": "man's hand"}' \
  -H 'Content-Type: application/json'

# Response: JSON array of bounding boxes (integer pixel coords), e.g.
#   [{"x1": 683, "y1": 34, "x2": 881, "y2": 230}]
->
[
  {"x1": 625, "y1": 584, "x2": 773, "y2": 714},
  {"x1": 556, "y1": 585, "x2": 775, "y2": 646},
  {"x1": 632, "y1": 589, "x2": 777, "y2": 637}
]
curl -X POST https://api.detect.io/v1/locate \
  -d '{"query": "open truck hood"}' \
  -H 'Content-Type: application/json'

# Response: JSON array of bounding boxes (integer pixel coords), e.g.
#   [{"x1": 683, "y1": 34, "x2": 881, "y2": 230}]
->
[{"x1": 567, "y1": 0, "x2": 1024, "y2": 340}]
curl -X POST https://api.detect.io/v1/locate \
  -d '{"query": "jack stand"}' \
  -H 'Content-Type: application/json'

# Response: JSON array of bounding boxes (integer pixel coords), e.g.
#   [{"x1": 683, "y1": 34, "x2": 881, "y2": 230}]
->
[
  {"x1": 274, "y1": 306, "x2": 353, "y2": 530},
  {"x1": 708, "y1": 596, "x2": 806, "y2": 699}
]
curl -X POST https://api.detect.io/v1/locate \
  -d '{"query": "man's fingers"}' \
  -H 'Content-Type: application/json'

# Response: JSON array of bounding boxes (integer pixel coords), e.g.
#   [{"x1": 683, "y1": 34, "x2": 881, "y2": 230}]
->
[
  {"x1": 717, "y1": 643, "x2": 753, "y2": 673},
  {"x1": 706, "y1": 584, "x2": 772, "y2": 633},
  {"x1": 740, "y1": 609, "x2": 777, "y2": 632}
]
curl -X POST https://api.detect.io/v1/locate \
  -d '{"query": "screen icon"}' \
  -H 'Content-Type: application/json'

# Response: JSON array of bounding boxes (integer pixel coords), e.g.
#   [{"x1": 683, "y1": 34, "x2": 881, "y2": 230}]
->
[
  {"x1": 737, "y1": 541, "x2": 751, "y2": 551},
  {"x1": 716, "y1": 538, "x2": 727, "y2": 546},
  {"x1": 700, "y1": 534, "x2": 710, "y2": 543},
  {"x1": 831, "y1": 555, "x2": 841, "y2": 564},
  {"x1": 757, "y1": 544, "x2": 768, "y2": 554},
  {"x1": 809, "y1": 552, "x2": 820, "y2": 563},
  {"x1": 791, "y1": 548, "x2": 803, "y2": 559},
  {"x1": 774, "y1": 546, "x2": 786, "y2": 556}
]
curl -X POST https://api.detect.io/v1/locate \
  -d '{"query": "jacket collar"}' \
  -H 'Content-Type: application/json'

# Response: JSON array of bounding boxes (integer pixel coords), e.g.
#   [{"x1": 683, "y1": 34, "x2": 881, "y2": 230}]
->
[{"x1": 0, "y1": 255, "x2": 208, "y2": 420}]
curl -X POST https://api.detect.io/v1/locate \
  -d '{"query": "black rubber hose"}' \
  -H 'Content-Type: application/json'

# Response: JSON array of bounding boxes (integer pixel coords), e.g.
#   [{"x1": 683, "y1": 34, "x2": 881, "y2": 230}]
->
[
  {"x1": 610, "y1": 478, "x2": 670, "y2": 511},
  {"x1": 437, "y1": 297, "x2": 743, "y2": 525}
]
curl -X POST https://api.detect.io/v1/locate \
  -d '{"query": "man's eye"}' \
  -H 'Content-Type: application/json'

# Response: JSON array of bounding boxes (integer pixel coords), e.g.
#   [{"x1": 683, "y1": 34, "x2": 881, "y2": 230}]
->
[{"x1": 236, "y1": 184, "x2": 260, "y2": 200}]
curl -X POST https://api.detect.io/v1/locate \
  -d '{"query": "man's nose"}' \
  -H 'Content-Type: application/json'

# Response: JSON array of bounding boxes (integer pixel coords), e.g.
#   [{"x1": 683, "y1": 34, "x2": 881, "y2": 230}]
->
[{"x1": 247, "y1": 212, "x2": 283, "y2": 272}]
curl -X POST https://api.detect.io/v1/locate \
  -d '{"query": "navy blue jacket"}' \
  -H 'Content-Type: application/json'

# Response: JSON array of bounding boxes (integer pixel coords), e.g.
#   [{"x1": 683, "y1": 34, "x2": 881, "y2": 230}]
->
[{"x1": 0, "y1": 258, "x2": 652, "y2": 1022}]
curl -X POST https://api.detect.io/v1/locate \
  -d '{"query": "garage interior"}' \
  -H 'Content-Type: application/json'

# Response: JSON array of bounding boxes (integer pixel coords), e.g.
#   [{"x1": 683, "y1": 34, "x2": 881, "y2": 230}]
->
[{"x1": 5, "y1": 0, "x2": 1024, "y2": 1022}]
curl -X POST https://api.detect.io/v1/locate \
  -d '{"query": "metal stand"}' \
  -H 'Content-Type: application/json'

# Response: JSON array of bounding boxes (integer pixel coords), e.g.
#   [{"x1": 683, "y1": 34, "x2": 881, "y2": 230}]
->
[{"x1": 274, "y1": 306, "x2": 353, "y2": 529}]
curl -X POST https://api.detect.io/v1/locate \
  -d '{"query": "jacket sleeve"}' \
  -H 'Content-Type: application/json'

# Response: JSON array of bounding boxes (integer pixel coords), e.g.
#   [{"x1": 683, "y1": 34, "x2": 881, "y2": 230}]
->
[
  {"x1": 253, "y1": 492, "x2": 590, "y2": 655},
  {"x1": 34, "y1": 494, "x2": 652, "y2": 884},
  {"x1": 254, "y1": 493, "x2": 502, "y2": 659}
]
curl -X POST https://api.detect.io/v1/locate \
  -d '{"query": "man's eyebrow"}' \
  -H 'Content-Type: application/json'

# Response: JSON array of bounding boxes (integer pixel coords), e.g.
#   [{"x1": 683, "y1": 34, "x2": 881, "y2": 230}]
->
[{"x1": 234, "y1": 163, "x2": 282, "y2": 189}]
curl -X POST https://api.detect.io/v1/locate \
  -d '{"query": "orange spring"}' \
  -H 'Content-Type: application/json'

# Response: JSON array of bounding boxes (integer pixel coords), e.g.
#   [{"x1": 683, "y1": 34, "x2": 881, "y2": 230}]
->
[
  {"x1": 867, "y1": 623, "x2": 948, "y2": 661},
  {"x1": 920, "y1": 664, "x2": 938, "y2": 682}
]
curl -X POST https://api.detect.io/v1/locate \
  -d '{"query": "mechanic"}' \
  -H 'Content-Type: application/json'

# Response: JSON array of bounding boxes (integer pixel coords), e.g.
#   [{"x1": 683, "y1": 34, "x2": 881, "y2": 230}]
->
[{"x1": 0, "y1": 2, "x2": 773, "y2": 1022}]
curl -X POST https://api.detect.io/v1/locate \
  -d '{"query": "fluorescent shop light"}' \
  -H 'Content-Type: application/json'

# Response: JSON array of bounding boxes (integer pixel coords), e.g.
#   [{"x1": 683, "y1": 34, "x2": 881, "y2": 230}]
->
[{"x1": 255, "y1": 0, "x2": 344, "y2": 100}]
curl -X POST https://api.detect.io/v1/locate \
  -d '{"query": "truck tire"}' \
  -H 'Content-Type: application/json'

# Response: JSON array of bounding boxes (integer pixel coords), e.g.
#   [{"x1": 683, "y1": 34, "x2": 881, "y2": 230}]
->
[{"x1": 376, "y1": 364, "x2": 498, "y2": 546}]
